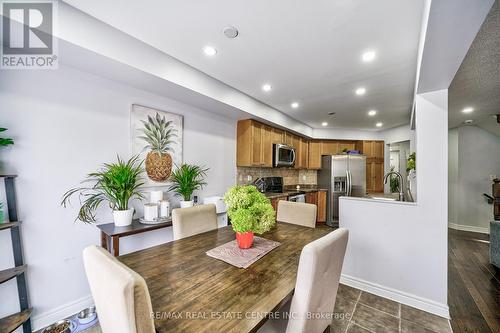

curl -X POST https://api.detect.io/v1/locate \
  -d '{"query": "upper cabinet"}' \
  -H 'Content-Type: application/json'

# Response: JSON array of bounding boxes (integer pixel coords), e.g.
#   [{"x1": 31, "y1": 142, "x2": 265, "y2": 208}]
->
[
  {"x1": 237, "y1": 120, "x2": 274, "y2": 167},
  {"x1": 356, "y1": 140, "x2": 384, "y2": 160},
  {"x1": 236, "y1": 120, "x2": 385, "y2": 173}
]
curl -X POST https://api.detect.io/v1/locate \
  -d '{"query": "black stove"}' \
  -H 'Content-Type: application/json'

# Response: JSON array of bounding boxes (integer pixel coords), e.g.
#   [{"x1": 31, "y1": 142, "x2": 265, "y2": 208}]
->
[{"x1": 253, "y1": 176, "x2": 283, "y2": 193}]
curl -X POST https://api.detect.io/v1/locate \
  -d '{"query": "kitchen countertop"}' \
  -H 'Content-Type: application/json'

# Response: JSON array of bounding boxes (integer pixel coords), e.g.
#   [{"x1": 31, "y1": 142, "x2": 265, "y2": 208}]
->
[{"x1": 264, "y1": 186, "x2": 328, "y2": 199}]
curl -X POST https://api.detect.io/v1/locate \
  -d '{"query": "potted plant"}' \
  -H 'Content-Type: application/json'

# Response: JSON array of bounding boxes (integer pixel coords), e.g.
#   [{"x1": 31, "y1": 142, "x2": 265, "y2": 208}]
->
[
  {"x1": 0, "y1": 127, "x2": 14, "y2": 148},
  {"x1": 139, "y1": 113, "x2": 178, "y2": 182},
  {"x1": 61, "y1": 155, "x2": 145, "y2": 226},
  {"x1": 168, "y1": 164, "x2": 208, "y2": 208},
  {"x1": 223, "y1": 185, "x2": 276, "y2": 249}
]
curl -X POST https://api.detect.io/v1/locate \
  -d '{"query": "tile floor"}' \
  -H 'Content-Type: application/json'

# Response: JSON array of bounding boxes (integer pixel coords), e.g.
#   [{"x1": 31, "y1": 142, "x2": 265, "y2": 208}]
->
[
  {"x1": 333, "y1": 284, "x2": 453, "y2": 333},
  {"x1": 36, "y1": 284, "x2": 452, "y2": 333}
]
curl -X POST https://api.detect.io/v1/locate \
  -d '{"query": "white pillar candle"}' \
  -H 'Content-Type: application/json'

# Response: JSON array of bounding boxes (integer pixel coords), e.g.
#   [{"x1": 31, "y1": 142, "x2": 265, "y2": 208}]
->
[
  {"x1": 144, "y1": 203, "x2": 159, "y2": 221},
  {"x1": 160, "y1": 200, "x2": 170, "y2": 218},
  {"x1": 150, "y1": 190, "x2": 163, "y2": 203}
]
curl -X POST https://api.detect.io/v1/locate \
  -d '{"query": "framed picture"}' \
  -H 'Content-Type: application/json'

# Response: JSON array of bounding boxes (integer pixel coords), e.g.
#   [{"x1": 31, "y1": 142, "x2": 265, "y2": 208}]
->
[{"x1": 131, "y1": 104, "x2": 183, "y2": 187}]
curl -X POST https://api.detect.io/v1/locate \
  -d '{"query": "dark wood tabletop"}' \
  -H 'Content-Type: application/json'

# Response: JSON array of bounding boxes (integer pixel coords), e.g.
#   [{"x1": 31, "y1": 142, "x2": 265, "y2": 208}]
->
[
  {"x1": 119, "y1": 222, "x2": 334, "y2": 333},
  {"x1": 96, "y1": 218, "x2": 172, "y2": 237}
]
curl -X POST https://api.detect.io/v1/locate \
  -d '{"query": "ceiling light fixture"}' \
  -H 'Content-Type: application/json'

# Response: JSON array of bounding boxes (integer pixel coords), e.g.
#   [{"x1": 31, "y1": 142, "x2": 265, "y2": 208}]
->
[
  {"x1": 368, "y1": 110, "x2": 377, "y2": 116},
  {"x1": 223, "y1": 26, "x2": 239, "y2": 39},
  {"x1": 203, "y1": 46, "x2": 217, "y2": 56},
  {"x1": 291, "y1": 102, "x2": 299, "y2": 109},
  {"x1": 464, "y1": 119, "x2": 474, "y2": 125},
  {"x1": 362, "y1": 50, "x2": 376, "y2": 62},
  {"x1": 321, "y1": 122, "x2": 328, "y2": 127},
  {"x1": 376, "y1": 122, "x2": 383, "y2": 127},
  {"x1": 462, "y1": 107, "x2": 474, "y2": 114},
  {"x1": 262, "y1": 84, "x2": 272, "y2": 92},
  {"x1": 355, "y1": 87, "x2": 366, "y2": 96}
]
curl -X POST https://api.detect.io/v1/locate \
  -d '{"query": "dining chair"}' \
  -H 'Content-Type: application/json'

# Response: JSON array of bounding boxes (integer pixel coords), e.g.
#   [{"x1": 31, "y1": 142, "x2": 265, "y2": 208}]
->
[
  {"x1": 276, "y1": 200, "x2": 317, "y2": 228},
  {"x1": 259, "y1": 228, "x2": 349, "y2": 333},
  {"x1": 82, "y1": 245, "x2": 156, "y2": 333},
  {"x1": 172, "y1": 204, "x2": 218, "y2": 240}
]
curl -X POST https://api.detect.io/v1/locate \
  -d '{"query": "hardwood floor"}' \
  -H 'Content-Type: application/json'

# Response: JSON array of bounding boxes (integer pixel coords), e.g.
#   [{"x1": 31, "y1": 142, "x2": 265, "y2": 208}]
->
[{"x1": 448, "y1": 229, "x2": 500, "y2": 333}]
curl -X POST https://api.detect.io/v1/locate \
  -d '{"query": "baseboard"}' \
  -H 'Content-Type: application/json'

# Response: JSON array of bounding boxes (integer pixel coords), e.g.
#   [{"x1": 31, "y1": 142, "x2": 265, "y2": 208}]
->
[
  {"x1": 31, "y1": 294, "x2": 94, "y2": 331},
  {"x1": 449, "y1": 223, "x2": 489, "y2": 234},
  {"x1": 340, "y1": 274, "x2": 450, "y2": 319}
]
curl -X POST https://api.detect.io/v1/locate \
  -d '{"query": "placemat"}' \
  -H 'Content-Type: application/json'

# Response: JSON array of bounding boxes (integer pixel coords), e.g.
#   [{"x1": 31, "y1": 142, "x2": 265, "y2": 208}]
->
[{"x1": 206, "y1": 236, "x2": 281, "y2": 268}]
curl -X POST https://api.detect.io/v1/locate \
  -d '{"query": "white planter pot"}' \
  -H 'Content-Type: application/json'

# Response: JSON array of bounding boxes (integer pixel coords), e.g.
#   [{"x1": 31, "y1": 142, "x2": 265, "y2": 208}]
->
[
  {"x1": 179, "y1": 200, "x2": 194, "y2": 208},
  {"x1": 113, "y1": 209, "x2": 134, "y2": 226}
]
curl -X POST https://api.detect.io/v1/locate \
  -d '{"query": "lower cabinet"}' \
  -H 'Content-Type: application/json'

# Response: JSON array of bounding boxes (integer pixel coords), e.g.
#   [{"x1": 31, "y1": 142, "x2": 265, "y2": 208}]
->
[
  {"x1": 270, "y1": 196, "x2": 288, "y2": 215},
  {"x1": 305, "y1": 191, "x2": 327, "y2": 224}
]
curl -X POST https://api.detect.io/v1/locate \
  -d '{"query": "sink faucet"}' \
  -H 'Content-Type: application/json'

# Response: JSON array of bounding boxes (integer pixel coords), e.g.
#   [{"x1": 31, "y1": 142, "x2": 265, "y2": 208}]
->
[{"x1": 384, "y1": 171, "x2": 405, "y2": 201}]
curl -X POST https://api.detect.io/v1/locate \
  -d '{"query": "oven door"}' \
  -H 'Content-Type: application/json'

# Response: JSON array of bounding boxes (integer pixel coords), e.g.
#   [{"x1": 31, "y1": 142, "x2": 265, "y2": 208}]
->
[{"x1": 273, "y1": 144, "x2": 296, "y2": 167}]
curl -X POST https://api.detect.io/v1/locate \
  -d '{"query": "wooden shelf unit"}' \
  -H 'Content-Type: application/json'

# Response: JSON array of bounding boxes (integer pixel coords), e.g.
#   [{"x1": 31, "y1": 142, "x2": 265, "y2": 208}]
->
[{"x1": 0, "y1": 175, "x2": 32, "y2": 333}]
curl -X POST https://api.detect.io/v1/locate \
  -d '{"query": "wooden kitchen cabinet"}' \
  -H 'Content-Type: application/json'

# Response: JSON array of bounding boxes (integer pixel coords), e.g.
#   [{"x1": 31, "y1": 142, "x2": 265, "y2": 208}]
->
[
  {"x1": 308, "y1": 140, "x2": 322, "y2": 169},
  {"x1": 270, "y1": 196, "x2": 287, "y2": 215},
  {"x1": 338, "y1": 141, "x2": 356, "y2": 153},
  {"x1": 237, "y1": 120, "x2": 273, "y2": 167},
  {"x1": 305, "y1": 191, "x2": 327, "y2": 223},
  {"x1": 271, "y1": 128, "x2": 284, "y2": 144},
  {"x1": 366, "y1": 161, "x2": 384, "y2": 193},
  {"x1": 356, "y1": 140, "x2": 384, "y2": 159},
  {"x1": 321, "y1": 141, "x2": 339, "y2": 155},
  {"x1": 295, "y1": 137, "x2": 309, "y2": 169}
]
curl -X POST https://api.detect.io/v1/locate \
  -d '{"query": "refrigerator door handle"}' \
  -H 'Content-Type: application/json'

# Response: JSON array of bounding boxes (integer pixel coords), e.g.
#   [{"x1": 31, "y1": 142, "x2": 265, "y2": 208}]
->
[
  {"x1": 346, "y1": 170, "x2": 350, "y2": 197},
  {"x1": 348, "y1": 170, "x2": 352, "y2": 196}
]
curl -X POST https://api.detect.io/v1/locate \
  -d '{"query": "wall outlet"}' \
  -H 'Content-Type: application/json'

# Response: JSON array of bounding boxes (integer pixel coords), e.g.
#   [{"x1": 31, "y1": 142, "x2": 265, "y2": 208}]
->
[
  {"x1": 302, "y1": 175, "x2": 307, "y2": 181},
  {"x1": 247, "y1": 175, "x2": 253, "y2": 182}
]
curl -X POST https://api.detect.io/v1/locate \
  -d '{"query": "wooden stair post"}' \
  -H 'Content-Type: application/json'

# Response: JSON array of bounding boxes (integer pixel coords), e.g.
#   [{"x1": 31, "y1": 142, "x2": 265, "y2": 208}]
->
[{"x1": 0, "y1": 175, "x2": 32, "y2": 333}]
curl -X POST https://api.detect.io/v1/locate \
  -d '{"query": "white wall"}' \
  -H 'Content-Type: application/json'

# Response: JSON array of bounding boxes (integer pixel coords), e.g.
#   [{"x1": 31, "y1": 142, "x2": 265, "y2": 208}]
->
[
  {"x1": 339, "y1": 89, "x2": 449, "y2": 318},
  {"x1": 0, "y1": 65, "x2": 237, "y2": 330},
  {"x1": 448, "y1": 126, "x2": 500, "y2": 233},
  {"x1": 312, "y1": 127, "x2": 381, "y2": 140}
]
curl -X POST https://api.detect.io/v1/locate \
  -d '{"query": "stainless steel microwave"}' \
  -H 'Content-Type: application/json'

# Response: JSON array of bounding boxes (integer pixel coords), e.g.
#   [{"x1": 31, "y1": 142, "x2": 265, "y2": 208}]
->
[{"x1": 273, "y1": 144, "x2": 296, "y2": 167}]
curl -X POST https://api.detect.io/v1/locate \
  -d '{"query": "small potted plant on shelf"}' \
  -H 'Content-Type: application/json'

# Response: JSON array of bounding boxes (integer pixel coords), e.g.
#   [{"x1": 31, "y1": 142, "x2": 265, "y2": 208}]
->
[
  {"x1": 61, "y1": 155, "x2": 144, "y2": 226},
  {"x1": 223, "y1": 185, "x2": 276, "y2": 249},
  {"x1": 168, "y1": 164, "x2": 208, "y2": 208},
  {"x1": 0, "y1": 127, "x2": 14, "y2": 148}
]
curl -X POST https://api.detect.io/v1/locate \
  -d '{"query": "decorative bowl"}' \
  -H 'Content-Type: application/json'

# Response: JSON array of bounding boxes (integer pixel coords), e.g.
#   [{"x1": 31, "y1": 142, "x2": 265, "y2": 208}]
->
[{"x1": 77, "y1": 306, "x2": 97, "y2": 325}]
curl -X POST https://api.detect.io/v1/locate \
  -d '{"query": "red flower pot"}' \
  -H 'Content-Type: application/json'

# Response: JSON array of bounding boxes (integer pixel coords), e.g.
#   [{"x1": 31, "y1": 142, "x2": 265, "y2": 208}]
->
[{"x1": 236, "y1": 231, "x2": 254, "y2": 249}]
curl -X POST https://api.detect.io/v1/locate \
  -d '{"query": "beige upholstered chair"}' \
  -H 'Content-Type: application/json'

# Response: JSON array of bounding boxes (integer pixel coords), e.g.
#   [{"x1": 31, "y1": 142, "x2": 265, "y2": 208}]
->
[
  {"x1": 259, "y1": 228, "x2": 349, "y2": 333},
  {"x1": 172, "y1": 204, "x2": 218, "y2": 240},
  {"x1": 82, "y1": 245, "x2": 155, "y2": 333},
  {"x1": 276, "y1": 200, "x2": 317, "y2": 228}
]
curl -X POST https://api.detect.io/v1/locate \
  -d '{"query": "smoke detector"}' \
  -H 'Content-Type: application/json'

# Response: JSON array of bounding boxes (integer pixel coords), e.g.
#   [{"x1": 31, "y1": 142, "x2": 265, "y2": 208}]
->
[{"x1": 223, "y1": 26, "x2": 239, "y2": 39}]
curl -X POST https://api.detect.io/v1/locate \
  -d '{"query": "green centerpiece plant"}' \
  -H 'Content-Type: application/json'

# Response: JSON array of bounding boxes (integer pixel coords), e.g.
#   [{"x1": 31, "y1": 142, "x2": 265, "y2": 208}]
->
[
  {"x1": 223, "y1": 185, "x2": 276, "y2": 249},
  {"x1": 61, "y1": 155, "x2": 144, "y2": 226},
  {"x1": 168, "y1": 164, "x2": 208, "y2": 208}
]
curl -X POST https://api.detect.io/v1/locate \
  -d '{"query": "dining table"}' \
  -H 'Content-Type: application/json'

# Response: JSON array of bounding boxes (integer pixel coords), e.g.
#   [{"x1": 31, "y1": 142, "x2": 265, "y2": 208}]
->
[{"x1": 119, "y1": 222, "x2": 334, "y2": 333}]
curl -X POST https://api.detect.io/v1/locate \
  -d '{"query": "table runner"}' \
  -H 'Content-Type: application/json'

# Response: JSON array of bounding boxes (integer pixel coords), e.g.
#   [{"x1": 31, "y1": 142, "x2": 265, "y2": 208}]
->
[{"x1": 206, "y1": 236, "x2": 281, "y2": 268}]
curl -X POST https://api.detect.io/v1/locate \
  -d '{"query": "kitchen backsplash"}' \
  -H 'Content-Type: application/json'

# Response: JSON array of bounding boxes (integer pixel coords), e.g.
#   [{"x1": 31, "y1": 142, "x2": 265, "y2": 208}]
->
[{"x1": 236, "y1": 167, "x2": 317, "y2": 186}]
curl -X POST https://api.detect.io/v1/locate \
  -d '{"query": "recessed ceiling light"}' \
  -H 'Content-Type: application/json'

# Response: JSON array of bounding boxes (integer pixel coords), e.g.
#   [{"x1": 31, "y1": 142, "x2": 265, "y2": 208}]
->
[
  {"x1": 203, "y1": 46, "x2": 217, "y2": 56},
  {"x1": 355, "y1": 87, "x2": 366, "y2": 96},
  {"x1": 376, "y1": 122, "x2": 383, "y2": 127},
  {"x1": 368, "y1": 110, "x2": 377, "y2": 116},
  {"x1": 462, "y1": 107, "x2": 474, "y2": 114},
  {"x1": 262, "y1": 84, "x2": 272, "y2": 92},
  {"x1": 362, "y1": 51, "x2": 376, "y2": 62},
  {"x1": 291, "y1": 102, "x2": 299, "y2": 109},
  {"x1": 321, "y1": 122, "x2": 328, "y2": 127},
  {"x1": 223, "y1": 26, "x2": 239, "y2": 39}
]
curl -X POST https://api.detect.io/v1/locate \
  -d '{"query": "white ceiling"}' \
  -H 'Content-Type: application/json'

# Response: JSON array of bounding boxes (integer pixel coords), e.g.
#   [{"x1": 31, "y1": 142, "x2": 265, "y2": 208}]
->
[
  {"x1": 65, "y1": 0, "x2": 425, "y2": 130},
  {"x1": 449, "y1": 0, "x2": 500, "y2": 136}
]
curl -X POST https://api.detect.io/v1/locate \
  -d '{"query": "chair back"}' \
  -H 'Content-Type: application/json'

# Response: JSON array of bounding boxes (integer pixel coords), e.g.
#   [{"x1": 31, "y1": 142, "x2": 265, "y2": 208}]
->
[
  {"x1": 286, "y1": 228, "x2": 349, "y2": 333},
  {"x1": 83, "y1": 245, "x2": 155, "y2": 333},
  {"x1": 277, "y1": 200, "x2": 317, "y2": 228},
  {"x1": 172, "y1": 204, "x2": 218, "y2": 240}
]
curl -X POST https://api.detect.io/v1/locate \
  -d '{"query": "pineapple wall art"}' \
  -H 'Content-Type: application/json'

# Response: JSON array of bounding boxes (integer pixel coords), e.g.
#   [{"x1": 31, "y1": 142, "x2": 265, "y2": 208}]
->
[{"x1": 131, "y1": 105, "x2": 183, "y2": 187}]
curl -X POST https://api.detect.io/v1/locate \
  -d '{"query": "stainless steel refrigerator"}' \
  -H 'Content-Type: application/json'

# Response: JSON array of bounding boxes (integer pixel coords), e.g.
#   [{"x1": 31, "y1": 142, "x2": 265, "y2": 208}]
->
[{"x1": 318, "y1": 155, "x2": 366, "y2": 226}]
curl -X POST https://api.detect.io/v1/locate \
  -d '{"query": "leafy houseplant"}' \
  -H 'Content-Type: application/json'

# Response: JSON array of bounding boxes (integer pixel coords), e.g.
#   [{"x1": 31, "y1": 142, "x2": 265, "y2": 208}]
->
[
  {"x1": 0, "y1": 128, "x2": 14, "y2": 148},
  {"x1": 223, "y1": 185, "x2": 276, "y2": 249},
  {"x1": 139, "y1": 113, "x2": 178, "y2": 182},
  {"x1": 168, "y1": 164, "x2": 208, "y2": 208},
  {"x1": 0, "y1": 202, "x2": 4, "y2": 223},
  {"x1": 61, "y1": 155, "x2": 145, "y2": 226},
  {"x1": 389, "y1": 166, "x2": 400, "y2": 193},
  {"x1": 406, "y1": 152, "x2": 416, "y2": 172}
]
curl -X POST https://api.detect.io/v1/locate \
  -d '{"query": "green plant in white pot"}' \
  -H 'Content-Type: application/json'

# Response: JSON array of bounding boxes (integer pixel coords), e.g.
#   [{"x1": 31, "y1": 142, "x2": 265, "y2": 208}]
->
[
  {"x1": 168, "y1": 164, "x2": 208, "y2": 208},
  {"x1": 61, "y1": 155, "x2": 145, "y2": 226}
]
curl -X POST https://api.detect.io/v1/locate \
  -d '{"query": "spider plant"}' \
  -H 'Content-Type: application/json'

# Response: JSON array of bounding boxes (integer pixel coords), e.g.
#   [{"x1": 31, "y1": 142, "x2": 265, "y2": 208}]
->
[
  {"x1": 0, "y1": 128, "x2": 14, "y2": 147},
  {"x1": 61, "y1": 155, "x2": 145, "y2": 223},
  {"x1": 168, "y1": 164, "x2": 208, "y2": 201}
]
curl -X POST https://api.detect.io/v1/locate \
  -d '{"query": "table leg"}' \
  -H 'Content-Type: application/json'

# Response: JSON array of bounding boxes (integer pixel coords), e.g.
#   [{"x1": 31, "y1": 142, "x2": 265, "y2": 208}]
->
[
  {"x1": 101, "y1": 231, "x2": 108, "y2": 250},
  {"x1": 113, "y1": 236, "x2": 120, "y2": 257}
]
